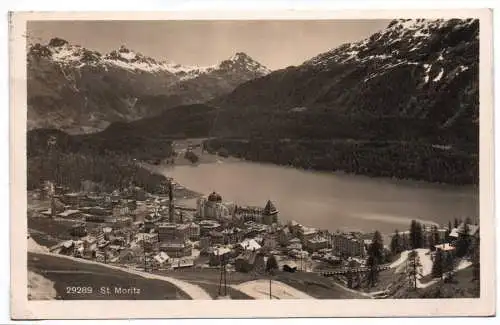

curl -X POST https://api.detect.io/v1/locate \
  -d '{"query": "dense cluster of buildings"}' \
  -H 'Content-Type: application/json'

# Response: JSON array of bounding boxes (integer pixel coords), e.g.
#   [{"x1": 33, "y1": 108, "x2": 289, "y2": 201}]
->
[{"x1": 32, "y1": 180, "x2": 478, "y2": 276}]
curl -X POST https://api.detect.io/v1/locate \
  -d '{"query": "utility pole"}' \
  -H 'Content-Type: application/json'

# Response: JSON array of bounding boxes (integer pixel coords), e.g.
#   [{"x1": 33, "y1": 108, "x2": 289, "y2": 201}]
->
[
  {"x1": 218, "y1": 252, "x2": 223, "y2": 296},
  {"x1": 269, "y1": 275, "x2": 272, "y2": 299},
  {"x1": 224, "y1": 262, "x2": 227, "y2": 296},
  {"x1": 218, "y1": 251, "x2": 228, "y2": 297},
  {"x1": 168, "y1": 179, "x2": 174, "y2": 223},
  {"x1": 143, "y1": 233, "x2": 148, "y2": 272}
]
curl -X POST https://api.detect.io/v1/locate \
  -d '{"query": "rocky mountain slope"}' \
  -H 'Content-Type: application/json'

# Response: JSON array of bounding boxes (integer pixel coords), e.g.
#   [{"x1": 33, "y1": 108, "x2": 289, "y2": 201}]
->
[
  {"x1": 212, "y1": 18, "x2": 479, "y2": 145},
  {"x1": 27, "y1": 38, "x2": 270, "y2": 133}
]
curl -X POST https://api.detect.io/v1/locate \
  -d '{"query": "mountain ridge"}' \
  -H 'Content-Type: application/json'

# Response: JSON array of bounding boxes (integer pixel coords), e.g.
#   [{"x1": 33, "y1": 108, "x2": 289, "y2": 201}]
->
[{"x1": 27, "y1": 38, "x2": 270, "y2": 133}]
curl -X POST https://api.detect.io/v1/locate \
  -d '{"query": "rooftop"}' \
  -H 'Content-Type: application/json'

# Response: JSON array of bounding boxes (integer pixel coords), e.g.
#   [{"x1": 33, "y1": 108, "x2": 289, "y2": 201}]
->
[
  {"x1": 435, "y1": 243, "x2": 455, "y2": 251},
  {"x1": 212, "y1": 247, "x2": 232, "y2": 255},
  {"x1": 308, "y1": 237, "x2": 328, "y2": 243},
  {"x1": 302, "y1": 227, "x2": 318, "y2": 235},
  {"x1": 160, "y1": 242, "x2": 191, "y2": 249},
  {"x1": 157, "y1": 223, "x2": 178, "y2": 229},
  {"x1": 239, "y1": 238, "x2": 261, "y2": 251},
  {"x1": 199, "y1": 220, "x2": 220, "y2": 226},
  {"x1": 154, "y1": 252, "x2": 170, "y2": 263},
  {"x1": 449, "y1": 223, "x2": 479, "y2": 238}
]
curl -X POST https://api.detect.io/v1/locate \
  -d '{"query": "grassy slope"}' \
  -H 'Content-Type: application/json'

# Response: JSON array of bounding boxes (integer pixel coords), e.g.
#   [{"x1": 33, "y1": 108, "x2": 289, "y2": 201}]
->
[
  {"x1": 28, "y1": 253, "x2": 191, "y2": 300},
  {"x1": 162, "y1": 268, "x2": 367, "y2": 299}
]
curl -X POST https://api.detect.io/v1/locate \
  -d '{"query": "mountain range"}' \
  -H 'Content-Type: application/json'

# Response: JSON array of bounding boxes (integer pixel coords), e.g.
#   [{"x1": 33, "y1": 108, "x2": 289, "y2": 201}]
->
[
  {"x1": 27, "y1": 18, "x2": 479, "y2": 184},
  {"x1": 27, "y1": 38, "x2": 270, "y2": 133},
  {"x1": 211, "y1": 18, "x2": 479, "y2": 143}
]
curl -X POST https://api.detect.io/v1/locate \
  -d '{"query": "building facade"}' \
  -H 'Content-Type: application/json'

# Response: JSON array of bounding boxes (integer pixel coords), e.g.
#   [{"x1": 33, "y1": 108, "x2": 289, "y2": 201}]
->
[
  {"x1": 199, "y1": 220, "x2": 221, "y2": 236},
  {"x1": 305, "y1": 236, "x2": 329, "y2": 252},
  {"x1": 159, "y1": 242, "x2": 192, "y2": 258},
  {"x1": 157, "y1": 223, "x2": 190, "y2": 242},
  {"x1": 332, "y1": 232, "x2": 366, "y2": 257},
  {"x1": 187, "y1": 222, "x2": 200, "y2": 241}
]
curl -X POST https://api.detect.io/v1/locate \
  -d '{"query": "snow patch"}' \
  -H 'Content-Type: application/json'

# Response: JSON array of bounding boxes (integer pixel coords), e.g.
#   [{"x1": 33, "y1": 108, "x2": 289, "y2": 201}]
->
[
  {"x1": 432, "y1": 68, "x2": 444, "y2": 82},
  {"x1": 423, "y1": 64, "x2": 432, "y2": 83},
  {"x1": 28, "y1": 271, "x2": 57, "y2": 300},
  {"x1": 455, "y1": 65, "x2": 469, "y2": 76},
  {"x1": 390, "y1": 250, "x2": 409, "y2": 269},
  {"x1": 456, "y1": 259, "x2": 473, "y2": 271}
]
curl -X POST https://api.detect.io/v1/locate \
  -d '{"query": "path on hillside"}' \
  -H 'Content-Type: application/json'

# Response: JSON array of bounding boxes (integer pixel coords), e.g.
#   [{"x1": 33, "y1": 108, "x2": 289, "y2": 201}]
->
[
  {"x1": 28, "y1": 242, "x2": 212, "y2": 300},
  {"x1": 231, "y1": 280, "x2": 315, "y2": 300},
  {"x1": 330, "y1": 281, "x2": 373, "y2": 298}
]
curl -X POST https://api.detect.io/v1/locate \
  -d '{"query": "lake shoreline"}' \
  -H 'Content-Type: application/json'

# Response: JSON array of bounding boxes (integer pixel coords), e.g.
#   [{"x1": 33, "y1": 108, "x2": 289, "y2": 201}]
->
[
  {"x1": 145, "y1": 155, "x2": 478, "y2": 239},
  {"x1": 204, "y1": 138, "x2": 478, "y2": 186}
]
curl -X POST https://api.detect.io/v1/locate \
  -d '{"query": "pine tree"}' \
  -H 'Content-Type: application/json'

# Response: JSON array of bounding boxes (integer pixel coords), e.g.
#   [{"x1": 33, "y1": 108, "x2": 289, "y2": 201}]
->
[
  {"x1": 406, "y1": 250, "x2": 423, "y2": 291},
  {"x1": 266, "y1": 254, "x2": 279, "y2": 274},
  {"x1": 432, "y1": 226, "x2": 440, "y2": 246},
  {"x1": 446, "y1": 221, "x2": 453, "y2": 242},
  {"x1": 346, "y1": 259, "x2": 358, "y2": 289},
  {"x1": 472, "y1": 231, "x2": 480, "y2": 295},
  {"x1": 416, "y1": 222, "x2": 424, "y2": 248},
  {"x1": 432, "y1": 249, "x2": 443, "y2": 279},
  {"x1": 443, "y1": 253, "x2": 455, "y2": 282},
  {"x1": 428, "y1": 225, "x2": 440, "y2": 249},
  {"x1": 410, "y1": 220, "x2": 423, "y2": 249},
  {"x1": 456, "y1": 223, "x2": 471, "y2": 258},
  {"x1": 454, "y1": 218, "x2": 460, "y2": 228},
  {"x1": 390, "y1": 230, "x2": 401, "y2": 255},
  {"x1": 428, "y1": 225, "x2": 436, "y2": 249},
  {"x1": 366, "y1": 231, "x2": 384, "y2": 287},
  {"x1": 410, "y1": 220, "x2": 417, "y2": 248}
]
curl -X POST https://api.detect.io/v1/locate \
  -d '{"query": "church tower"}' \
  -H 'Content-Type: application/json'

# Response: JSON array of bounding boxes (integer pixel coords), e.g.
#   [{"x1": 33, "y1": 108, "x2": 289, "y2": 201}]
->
[
  {"x1": 168, "y1": 179, "x2": 175, "y2": 223},
  {"x1": 262, "y1": 200, "x2": 279, "y2": 225}
]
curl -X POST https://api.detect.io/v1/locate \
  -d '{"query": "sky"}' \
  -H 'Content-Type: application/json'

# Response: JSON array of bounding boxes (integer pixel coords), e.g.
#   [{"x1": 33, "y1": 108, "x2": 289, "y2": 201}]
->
[{"x1": 27, "y1": 20, "x2": 390, "y2": 70}]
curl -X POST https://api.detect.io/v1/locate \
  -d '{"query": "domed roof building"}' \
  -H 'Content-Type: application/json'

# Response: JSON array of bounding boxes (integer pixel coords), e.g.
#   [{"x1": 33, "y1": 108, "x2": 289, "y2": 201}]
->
[{"x1": 207, "y1": 191, "x2": 223, "y2": 203}]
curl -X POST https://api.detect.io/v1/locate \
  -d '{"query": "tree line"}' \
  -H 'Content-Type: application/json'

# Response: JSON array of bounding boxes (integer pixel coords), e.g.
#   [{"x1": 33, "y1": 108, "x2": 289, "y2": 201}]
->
[
  {"x1": 204, "y1": 138, "x2": 478, "y2": 185},
  {"x1": 27, "y1": 151, "x2": 169, "y2": 194}
]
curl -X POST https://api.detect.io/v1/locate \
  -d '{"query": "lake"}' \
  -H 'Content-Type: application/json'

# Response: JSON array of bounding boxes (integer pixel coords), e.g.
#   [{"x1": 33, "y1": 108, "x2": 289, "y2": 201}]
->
[{"x1": 158, "y1": 160, "x2": 479, "y2": 236}]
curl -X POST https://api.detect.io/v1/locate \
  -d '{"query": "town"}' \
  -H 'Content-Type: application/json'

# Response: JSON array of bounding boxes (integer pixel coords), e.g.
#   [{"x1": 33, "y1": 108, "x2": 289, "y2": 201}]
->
[{"x1": 28, "y1": 176, "x2": 480, "y2": 299}]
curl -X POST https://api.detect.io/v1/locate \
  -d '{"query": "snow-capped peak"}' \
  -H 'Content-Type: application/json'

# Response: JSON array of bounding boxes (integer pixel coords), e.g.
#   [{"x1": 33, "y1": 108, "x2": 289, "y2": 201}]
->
[
  {"x1": 304, "y1": 18, "x2": 478, "y2": 68},
  {"x1": 218, "y1": 52, "x2": 271, "y2": 75},
  {"x1": 29, "y1": 39, "x2": 270, "y2": 79}
]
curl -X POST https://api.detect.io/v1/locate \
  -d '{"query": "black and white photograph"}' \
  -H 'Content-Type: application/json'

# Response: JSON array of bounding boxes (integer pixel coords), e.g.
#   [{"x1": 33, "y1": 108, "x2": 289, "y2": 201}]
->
[{"x1": 9, "y1": 9, "x2": 495, "y2": 319}]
